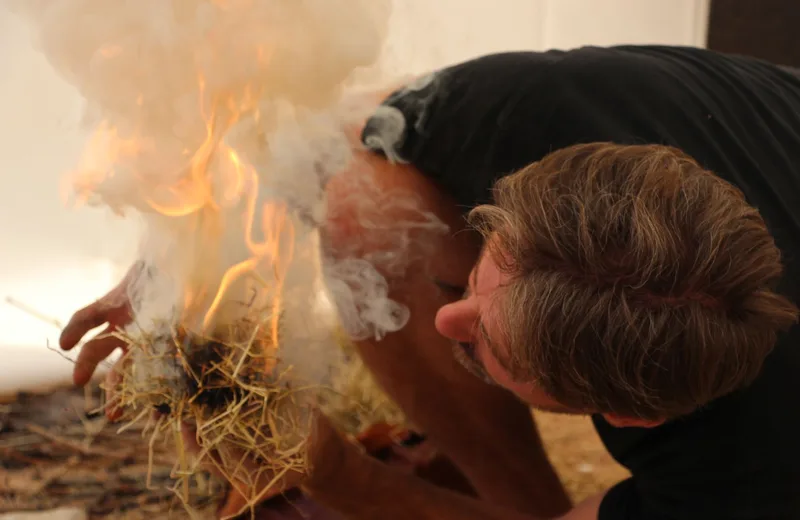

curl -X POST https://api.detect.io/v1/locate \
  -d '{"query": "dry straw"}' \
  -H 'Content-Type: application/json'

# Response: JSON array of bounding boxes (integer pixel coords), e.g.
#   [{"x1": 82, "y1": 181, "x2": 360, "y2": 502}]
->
[
  {"x1": 5, "y1": 295, "x2": 406, "y2": 518},
  {"x1": 110, "y1": 316, "x2": 406, "y2": 517}
]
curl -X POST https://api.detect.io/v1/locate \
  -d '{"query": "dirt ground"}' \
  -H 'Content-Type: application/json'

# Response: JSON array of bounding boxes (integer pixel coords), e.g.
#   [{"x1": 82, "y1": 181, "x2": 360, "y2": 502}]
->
[
  {"x1": 534, "y1": 411, "x2": 630, "y2": 502},
  {"x1": 0, "y1": 385, "x2": 627, "y2": 517},
  {"x1": 0, "y1": 386, "x2": 223, "y2": 519}
]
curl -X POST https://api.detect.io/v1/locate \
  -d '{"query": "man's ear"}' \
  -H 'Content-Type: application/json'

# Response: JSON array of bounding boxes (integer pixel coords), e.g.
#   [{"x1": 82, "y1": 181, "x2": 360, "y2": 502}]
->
[{"x1": 602, "y1": 414, "x2": 665, "y2": 429}]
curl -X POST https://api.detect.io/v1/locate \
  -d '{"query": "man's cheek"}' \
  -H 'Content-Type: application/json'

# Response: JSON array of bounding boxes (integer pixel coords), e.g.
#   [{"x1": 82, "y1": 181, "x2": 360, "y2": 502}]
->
[{"x1": 480, "y1": 346, "x2": 524, "y2": 392}]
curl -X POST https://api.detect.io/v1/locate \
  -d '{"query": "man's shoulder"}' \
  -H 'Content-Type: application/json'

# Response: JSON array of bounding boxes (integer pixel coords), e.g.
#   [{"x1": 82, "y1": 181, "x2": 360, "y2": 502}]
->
[
  {"x1": 429, "y1": 45, "x2": 701, "y2": 75},
  {"x1": 385, "y1": 45, "x2": 797, "y2": 101},
  {"x1": 542, "y1": 45, "x2": 719, "y2": 92},
  {"x1": 547, "y1": 44, "x2": 800, "y2": 99}
]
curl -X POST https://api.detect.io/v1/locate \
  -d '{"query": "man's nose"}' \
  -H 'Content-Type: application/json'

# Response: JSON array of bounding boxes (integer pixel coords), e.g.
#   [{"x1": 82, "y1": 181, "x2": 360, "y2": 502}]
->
[{"x1": 434, "y1": 300, "x2": 475, "y2": 342}]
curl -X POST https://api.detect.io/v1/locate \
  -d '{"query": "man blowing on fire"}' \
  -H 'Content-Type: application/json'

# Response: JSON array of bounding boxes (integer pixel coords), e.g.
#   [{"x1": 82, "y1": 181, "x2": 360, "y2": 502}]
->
[{"x1": 59, "y1": 45, "x2": 800, "y2": 519}]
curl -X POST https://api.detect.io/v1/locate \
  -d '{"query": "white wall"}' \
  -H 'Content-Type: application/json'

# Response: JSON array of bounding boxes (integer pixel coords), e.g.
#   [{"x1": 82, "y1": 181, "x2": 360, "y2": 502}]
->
[
  {"x1": 542, "y1": 0, "x2": 710, "y2": 51},
  {"x1": 0, "y1": 15, "x2": 137, "y2": 383},
  {"x1": 380, "y1": 0, "x2": 548, "y2": 76},
  {"x1": 379, "y1": 0, "x2": 709, "y2": 75},
  {"x1": 0, "y1": 0, "x2": 710, "y2": 392}
]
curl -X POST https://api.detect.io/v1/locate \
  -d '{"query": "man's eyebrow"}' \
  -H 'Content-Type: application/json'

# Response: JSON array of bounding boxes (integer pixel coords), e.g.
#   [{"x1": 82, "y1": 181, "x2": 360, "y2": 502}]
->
[
  {"x1": 433, "y1": 248, "x2": 487, "y2": 297},
  {"x1": 470, "y1": 247, "x2": 489, "y2": 293}
]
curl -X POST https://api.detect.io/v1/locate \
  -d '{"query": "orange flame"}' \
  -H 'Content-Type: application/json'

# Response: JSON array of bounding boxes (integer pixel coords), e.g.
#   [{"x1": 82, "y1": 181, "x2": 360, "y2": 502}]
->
[{"x1": 72, "y1": 59, "x2": 294, "y2": 368}]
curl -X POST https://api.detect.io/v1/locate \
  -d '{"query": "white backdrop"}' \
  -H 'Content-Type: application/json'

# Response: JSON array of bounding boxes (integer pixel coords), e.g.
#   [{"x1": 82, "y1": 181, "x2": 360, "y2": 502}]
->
[{"x1": 0, "y1": 0, "x2": 710, "y2": 393}]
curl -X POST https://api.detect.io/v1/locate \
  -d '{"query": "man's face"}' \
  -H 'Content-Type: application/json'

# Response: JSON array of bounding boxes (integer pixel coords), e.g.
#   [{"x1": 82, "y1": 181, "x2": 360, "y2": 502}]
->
[{"x1": 434, "y1": 247, "x2": 577, "y2": 414}]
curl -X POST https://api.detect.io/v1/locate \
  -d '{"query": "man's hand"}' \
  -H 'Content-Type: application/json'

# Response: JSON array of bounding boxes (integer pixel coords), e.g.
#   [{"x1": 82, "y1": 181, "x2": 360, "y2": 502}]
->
[
  {"x1": 304, "y1": 417, "x2": 605, "y2": 520},
  {"x1": 181, "y1": 413, "x2": 352, "y2": 519},
  {"x1": 60, "y1": 262, "x2": 140, "y2": 419},
  {"x1": 184, "y1": 410, "x2": 606, "y2": 520}
]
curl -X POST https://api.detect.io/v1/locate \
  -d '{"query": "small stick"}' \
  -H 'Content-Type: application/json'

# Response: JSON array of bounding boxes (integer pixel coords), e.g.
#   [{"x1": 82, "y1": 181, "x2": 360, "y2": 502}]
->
[
  {"x1": 169, "y1": 480, "x2": 204, "y2": 520},
  {"x1": 231, "y1": 323, "x2": 261, "y2": 379},
  {"x1": 147, "y1": 415, "x2": 165, "y2": 489},
  {"x1": 0, "y1": 434, "x2": 44, "y2": 449},
  {"x1": 4, "y1": 296, "x2": 64, "y2": 330},
  {"x1": 175, "y1": 405, "x2": 190, "y2": 501},
  {"x1": 117, "y1": 407, "x2": 151, "y2": 434},
  {"x1": 22, "y1": 421, "x2": 135, "y2": 461}
]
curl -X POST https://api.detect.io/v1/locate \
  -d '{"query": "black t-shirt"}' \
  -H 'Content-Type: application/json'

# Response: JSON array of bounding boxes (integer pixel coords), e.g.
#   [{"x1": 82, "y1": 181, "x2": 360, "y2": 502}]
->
[{"x1": 361, "y1": 46, "x2": 800, "y2": 520}]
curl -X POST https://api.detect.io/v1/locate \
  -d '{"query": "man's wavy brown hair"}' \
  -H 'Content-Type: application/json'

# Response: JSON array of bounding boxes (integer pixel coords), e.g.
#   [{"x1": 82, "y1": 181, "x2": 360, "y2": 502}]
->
[{"x1": 469, "y1": 142, "x2": 798, "y2": 420}]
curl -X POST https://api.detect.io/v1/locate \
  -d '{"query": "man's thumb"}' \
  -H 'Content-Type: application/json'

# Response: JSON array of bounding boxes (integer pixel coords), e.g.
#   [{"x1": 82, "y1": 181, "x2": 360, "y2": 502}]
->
[{"x1": 217, "y1": 486, "x2": 249, "y2": 519}]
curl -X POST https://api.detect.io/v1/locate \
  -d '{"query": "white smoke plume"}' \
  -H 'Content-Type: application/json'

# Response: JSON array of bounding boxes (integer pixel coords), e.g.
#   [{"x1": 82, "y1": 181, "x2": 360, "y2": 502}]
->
[{"x1": 12, "y1": 0, "x2": 447, "y2": 393}]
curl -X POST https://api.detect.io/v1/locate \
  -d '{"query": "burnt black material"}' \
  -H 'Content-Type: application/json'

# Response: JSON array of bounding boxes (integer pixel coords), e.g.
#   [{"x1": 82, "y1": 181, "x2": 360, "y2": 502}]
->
[
  {"x1": 150, "y1": 333, "x2": 273, "y2": 416},
  {"x1": 154, "y1": 403, "x2": 172, "y2": 415},
  {"x1": 181, "y1": 340, "x2": 246, "y2": 411}
]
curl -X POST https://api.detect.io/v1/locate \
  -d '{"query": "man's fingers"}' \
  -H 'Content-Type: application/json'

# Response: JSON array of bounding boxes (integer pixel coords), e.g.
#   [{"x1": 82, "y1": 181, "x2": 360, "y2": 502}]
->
[
  {"x1": 218, "y1": 467, "x2": 305, "y2": 520},
  {"x1": 73, "y1": 326, "x2": 126, "y2": 387},
  {"x1": 218, "y1": 487, "x2": 249, "y2": 520},
  {"x1": 180, "y1": 425, "x2": 228, "y2": 479},
  {"x1": 178, "y1": 429, "x2": 257, "y2": 519},
  {"x1": 178, "y1": 428, "x2": 304, "y2": 519},
  {"x1": 60, "y1": 302, "x2": 109, "y2": 351}
]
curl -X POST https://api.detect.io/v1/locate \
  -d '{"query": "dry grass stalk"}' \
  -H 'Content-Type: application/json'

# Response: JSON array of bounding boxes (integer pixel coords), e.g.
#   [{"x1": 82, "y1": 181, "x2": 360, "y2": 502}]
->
[
  {"x1": 4, "y1": 294, "x2": 407, "y2": 516},
  {"x1": 111, "y1": 309, "x2": 407, "y2": 518}
]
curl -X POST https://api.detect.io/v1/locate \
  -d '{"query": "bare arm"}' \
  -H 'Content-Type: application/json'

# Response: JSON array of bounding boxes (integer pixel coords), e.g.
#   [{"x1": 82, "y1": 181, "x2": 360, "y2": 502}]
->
[
  {"x1": 323, "y1": 144, "x2": 571, "y2": 516},
  {"x1": 306, "y1": 416, "x2": 602, "y2": 520},
  {"x1": 316, "y1": 466, "x2": 604, "y2": 520}
]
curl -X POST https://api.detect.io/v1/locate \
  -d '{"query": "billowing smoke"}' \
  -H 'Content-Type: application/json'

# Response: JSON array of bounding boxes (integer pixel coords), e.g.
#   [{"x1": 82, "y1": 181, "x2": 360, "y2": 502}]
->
[{"x1": 12, "y1": 0, "x2": 447, "y2": 396}]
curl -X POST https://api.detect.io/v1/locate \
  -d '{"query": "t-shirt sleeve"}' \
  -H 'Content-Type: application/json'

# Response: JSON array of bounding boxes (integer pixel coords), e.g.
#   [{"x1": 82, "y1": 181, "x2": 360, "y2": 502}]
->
[{"x1": 360, "y1": 51, "x2": 564, "y2": 210}]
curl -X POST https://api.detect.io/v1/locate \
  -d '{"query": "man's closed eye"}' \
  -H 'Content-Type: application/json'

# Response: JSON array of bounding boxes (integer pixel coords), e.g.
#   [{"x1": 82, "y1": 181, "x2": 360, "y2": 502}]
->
[{"x1": 453, "y1": 341, "x2": 496, "y2": 385}]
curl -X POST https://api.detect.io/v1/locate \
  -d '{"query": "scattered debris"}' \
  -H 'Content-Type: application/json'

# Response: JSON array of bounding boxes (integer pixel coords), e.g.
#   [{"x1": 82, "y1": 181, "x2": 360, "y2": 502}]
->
[
  {"x1": 0, "y1": 385, "x2": 225, "y2": 519},
  {"x1": 0, "y1": 508, "x2": 87, "y2": 520}
]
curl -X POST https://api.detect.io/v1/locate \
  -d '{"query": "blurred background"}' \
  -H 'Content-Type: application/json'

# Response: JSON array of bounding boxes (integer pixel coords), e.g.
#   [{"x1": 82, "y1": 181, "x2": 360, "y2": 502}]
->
[{"x1": 0, "y1": 0, "x2": 797, "y2": 393}]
